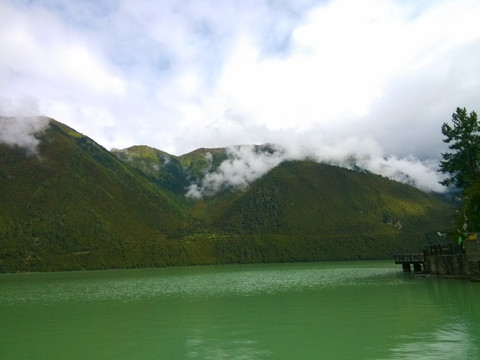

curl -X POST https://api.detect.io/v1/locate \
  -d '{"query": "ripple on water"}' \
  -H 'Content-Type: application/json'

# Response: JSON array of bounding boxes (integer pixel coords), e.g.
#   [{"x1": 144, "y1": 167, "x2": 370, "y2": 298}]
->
[{"x1": 0, "y1": 263, "x2": 400, "y2": 305}]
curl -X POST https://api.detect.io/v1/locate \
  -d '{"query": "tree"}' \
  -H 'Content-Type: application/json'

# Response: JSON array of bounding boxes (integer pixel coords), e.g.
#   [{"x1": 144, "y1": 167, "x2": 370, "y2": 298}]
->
[
  {"x1": 439, "y1": 107, "x2": 480, "y2": 188},
  {"x1": 439, "y1": 107, "x2": 480, "y2": 233},
  {"x1": 464, "y1": 183, "x2": 480, "y2": 230}
]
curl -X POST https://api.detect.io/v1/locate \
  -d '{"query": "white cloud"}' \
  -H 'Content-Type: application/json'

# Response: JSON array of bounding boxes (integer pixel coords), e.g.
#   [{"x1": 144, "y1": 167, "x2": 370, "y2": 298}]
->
[
  {"x1": 186, "y1": 144, "x2": 288, "y2": 198},
  {"x1": 0, "y1": 97, "x2": 40, "y2": 117},
  {"x1": 175, "y1": 0, "x2": 480, "y2": 159},
  {"x1": 186, "y1": 138, "x2": 446, "y2": 199},
  {"x1": 0, "y1": 116, "x2": 49, "y2": 154},
  {"x1": 0, "y1": 98, "x2": 49, "y2": 154},
  {"x1": 0, "y1": 3, "x2": 126, "y2": 97},
  {"x1": 1, "y1": 0, "x2": 479, "y2": 182},
  {"x1": 57, "y1": 45, "x2": 126, "y2": 95}
]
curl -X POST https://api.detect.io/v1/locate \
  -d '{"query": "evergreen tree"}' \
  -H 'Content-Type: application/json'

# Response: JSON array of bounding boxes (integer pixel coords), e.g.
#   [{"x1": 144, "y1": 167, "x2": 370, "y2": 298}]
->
[
  {"x1": 464, "y1": 183, "x2": 480, "y2": 230},
  {"x1": 439, "y1": 107, "x2": 480, "y2": 231},
  {"x1": 439, "y1": 107, "x2": 479, "y2": 187}
]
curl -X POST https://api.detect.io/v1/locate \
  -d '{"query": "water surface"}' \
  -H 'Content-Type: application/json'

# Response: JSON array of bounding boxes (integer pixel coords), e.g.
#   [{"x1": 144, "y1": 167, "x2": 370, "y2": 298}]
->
[{"x1": 1, "y1": 261, "x2": 479, "y2": 359}]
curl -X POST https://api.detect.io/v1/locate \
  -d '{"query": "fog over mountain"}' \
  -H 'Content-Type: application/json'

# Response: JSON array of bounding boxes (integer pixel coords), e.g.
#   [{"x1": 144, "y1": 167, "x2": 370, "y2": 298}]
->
[
  {"x1": 1, "y1": 0, "x2": 479, "y2": 167},
  {"x1": 0, "y1": 100, "x2": 49, "y2": 154},
  {"x1": 186, "y1": 139, "x2": 445, "y2": 199},
  {"x1": 0, "y1": 115, "x2": 446, "y2": 195},
  {"x1": 0, "y1": 118, "x2": 454, "y2": 272},
  {"x1": 5, "y1": 0, "x2": 478, "y2": 196}
]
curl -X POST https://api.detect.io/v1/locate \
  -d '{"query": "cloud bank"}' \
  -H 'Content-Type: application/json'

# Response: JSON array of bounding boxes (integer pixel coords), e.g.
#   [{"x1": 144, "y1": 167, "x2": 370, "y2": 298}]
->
[
  {"x1": 0, "y1": 98, "x2": 49, "y2": 153},
  {"x1": 186, "y1": 139, "x2": 446, "y2": 199},
  {"x1": 186, "y1": 145, "x2": 288, "y2": 198},
  {"x1": 1, "y1": 0, "x2": 479, "y2": 188}
]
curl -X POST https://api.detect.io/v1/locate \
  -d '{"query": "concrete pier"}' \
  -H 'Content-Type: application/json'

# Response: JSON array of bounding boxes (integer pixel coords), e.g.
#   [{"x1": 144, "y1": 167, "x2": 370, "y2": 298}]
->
[
  {"x1": 394, "y1": 253, "x2": 424, "y2": 273},
  {"x1": 465, "y1": 236, "x2": 480, "y2": 281},
  {"x1": 395, "y1": 236, "x2": 480, "y2": 280}
]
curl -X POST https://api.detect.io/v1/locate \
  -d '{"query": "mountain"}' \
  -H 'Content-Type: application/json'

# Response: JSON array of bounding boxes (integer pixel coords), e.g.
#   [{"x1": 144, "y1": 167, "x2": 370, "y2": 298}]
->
[
  {"x1": 111, "y1": 145, "x2": 189, "y2": 194},
  {"x1": 0, "y1": 117, "x2": 455, "y2": 272},
  {"x1": 0, "y1": 118, "x2": 187, "y2": 271},
  {"x1": 196, "y1": 160, "x2": 453, "y2": 263}
]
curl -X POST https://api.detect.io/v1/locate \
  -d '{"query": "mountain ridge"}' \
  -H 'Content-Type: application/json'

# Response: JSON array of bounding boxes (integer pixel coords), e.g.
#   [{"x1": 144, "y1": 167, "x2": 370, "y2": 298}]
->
[{"x1": 0, "y1": 117, "x2": 454, "y2": 272}]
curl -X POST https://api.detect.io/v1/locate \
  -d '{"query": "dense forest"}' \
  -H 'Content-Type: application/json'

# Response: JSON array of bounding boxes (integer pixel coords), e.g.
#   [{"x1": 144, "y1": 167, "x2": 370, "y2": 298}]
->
[{"x1": 0, "y1": 117, "x2": 455, "y2": 272}]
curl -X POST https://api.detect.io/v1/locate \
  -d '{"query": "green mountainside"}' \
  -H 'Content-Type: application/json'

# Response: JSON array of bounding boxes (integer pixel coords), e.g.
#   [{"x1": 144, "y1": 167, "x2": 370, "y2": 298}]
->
[
  {"x1": 198, "y1": 161, "x2": 453, "y2": 263},
  {"x1": 0, "y1": 119, "x2": 187, "y2": 271},
  {"x1": 0, "y1": 118, "x2": 454, "y2": 272},
  {"x1": 111, "y1": 145, "x2": 189, "y2": 194}
]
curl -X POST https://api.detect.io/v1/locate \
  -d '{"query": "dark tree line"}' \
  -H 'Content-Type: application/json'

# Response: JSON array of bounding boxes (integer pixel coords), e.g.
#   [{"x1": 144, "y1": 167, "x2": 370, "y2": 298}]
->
[{"x1": 439, "y1": 107, "x2": 480, "y2": 233}]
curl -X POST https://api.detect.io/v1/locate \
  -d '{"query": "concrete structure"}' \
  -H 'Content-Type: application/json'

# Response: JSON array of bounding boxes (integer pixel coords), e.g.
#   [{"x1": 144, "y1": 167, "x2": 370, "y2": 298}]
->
[
  {"x1": 395, "y1": 237, "x2": 480, "y2": 281},
  {"x1": 394, "y1": 253, "x2": 424, "y2": 272},
  {"x1": 465, "y1": 235, "x2": 480, "y2": 281},
  {"x1": 425, "y1": 253, "x2": 467, "y2": 277}
]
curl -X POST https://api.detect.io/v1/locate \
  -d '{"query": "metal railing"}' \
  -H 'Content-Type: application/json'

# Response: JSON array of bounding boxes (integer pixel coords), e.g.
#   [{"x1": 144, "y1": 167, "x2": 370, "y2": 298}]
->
[
  {"x1": 395, "y1": 243, "x2": 465, "y2": 265},
  {"x1": 424, "y1": 243, "x2": 464, "y2": 255},
  {"x1": 394, "y1": 253, "x2": 425, "y2": 264}
]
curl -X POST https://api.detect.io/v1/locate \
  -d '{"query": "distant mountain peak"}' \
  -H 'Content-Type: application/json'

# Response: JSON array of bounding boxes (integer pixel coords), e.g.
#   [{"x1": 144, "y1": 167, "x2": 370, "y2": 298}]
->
[{"x1": 0, "y1": 118, "x2": 453, "y2": 272}]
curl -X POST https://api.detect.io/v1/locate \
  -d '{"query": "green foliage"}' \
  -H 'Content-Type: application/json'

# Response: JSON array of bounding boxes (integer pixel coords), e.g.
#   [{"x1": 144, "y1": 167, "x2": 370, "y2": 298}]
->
[
  {"x1": 438, "y1": 107, "x2": 480, "y2": 234},
  {"x1": 203, "y1": 161, "x2": 452, "y2": 239},
  {"x1": 0, "y1": 118, "x2": 455, "y2": 272},
  {"x1": 111, "y1": 145, "x2": 189, "y2": 194},
  {"x1": 464, "y1": 182, "x2": 480, "y2": 231},
  {"x1": 179, "y1": 148, "x2": 229, "y2": 180},
  {"x1": 439, "y1": 107, "x2": 480, "y2": 188},
  {"x1": 0, "y1": 120, "x2": 186, "y2": 272}
]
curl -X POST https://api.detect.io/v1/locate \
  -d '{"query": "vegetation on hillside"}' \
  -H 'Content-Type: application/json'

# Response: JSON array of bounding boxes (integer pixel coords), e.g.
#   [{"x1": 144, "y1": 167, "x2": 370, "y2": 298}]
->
[
  {"x1": 439, "y1": 107, "x2": 480, "y2": 234},
  {"x1": 111, "y1": 145, "x2": 189, "y2": 194},
  {"x1": 0, "y1": 117, "x2": 454, "y2": 272},
  {"x1": 0, "y1": 119, "x2": 187, "y2": 271}
]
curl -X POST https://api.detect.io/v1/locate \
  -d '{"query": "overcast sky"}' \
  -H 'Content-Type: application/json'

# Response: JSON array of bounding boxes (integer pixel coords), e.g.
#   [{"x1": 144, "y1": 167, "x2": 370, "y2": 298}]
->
[{"x1": 1, "y1": 0, "x2": 480, "y2": 192}]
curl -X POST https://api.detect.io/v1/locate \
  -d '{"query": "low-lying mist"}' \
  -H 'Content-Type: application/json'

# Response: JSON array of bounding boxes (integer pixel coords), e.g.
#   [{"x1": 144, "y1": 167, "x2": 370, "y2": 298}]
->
[
  {"x1": 0, "y1": 99, "x2": 49, "y2": 154},
  {"x1": 186, "y1": 137, "x2": 446, "y2": 199},
  {"x1": 0, "y1": 116, "x2": 49, "y2": 154}
]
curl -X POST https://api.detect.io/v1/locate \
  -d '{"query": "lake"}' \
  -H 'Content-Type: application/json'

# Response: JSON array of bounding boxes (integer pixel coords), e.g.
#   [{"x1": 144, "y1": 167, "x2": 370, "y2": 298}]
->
[{"x1": 1, "y1": 261, "x2": 479, "y2": 359}]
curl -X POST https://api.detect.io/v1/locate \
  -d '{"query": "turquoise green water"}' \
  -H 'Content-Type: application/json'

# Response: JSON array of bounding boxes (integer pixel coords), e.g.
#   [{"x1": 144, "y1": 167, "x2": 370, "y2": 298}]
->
[{"x1": 1, "y1": 261, "x2": 479, "y2": 359}]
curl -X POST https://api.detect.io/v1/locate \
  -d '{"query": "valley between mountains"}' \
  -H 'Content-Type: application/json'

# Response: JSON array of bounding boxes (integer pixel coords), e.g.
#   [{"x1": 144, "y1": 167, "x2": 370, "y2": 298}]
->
[{"x1": 0, "y1": 117, "x2": 454, "y2": 272}]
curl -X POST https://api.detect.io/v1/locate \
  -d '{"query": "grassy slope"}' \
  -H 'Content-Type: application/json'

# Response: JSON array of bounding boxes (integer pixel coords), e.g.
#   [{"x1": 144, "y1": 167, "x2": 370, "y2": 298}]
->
[
  {"x1": 0, "y1": 119, "x2": 188, "y2": 271},
  {"x1": 211, "y1": 161, "x2": 450, "y2": 234},
  {"x1": 111, "y1": 145, "x2": 189, "y2": 194},
  {"x1": 118, "y1": 146, "x2": 454, "y2": 264},
  {"x1": 195, "y1": 161, "x2": 453, "y2": 263},
  {"x1": 178, "y1": 147, "x2": 229, "y2": 180},
  {"x1": 0, "y1": 119, "x2": 455, "y2": 271}
]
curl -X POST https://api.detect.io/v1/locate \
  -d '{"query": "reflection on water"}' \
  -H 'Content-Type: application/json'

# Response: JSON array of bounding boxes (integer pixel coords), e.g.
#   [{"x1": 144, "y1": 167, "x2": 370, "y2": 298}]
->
[
  {"x1": 1, "y1": 261, "x2": 479, "y2": 360},
  {"x1": 185, "y1": 329, "x2": 272, "y2": 360},
  {"x1": 389, "y1": 321, "x2": 479, "y2": 360},
  {"x1": 382, "y1": 276, "x2": 480, "y2": 360}
]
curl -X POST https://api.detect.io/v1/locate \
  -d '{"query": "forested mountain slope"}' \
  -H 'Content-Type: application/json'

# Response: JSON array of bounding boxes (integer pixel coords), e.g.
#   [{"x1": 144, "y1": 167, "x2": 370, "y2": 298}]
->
[
  {"x1": 0, "y1": 118, "x2": 454, "y2": 272},
  {"x1": 0, "y1": 119, "x2": 187, "y2": 271}
]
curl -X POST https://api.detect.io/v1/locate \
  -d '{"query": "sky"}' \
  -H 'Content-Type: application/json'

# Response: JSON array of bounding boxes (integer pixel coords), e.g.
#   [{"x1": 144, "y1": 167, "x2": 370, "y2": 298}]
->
[{"x1": 1, "y1": 0, "x2": 480, "y2": 194}]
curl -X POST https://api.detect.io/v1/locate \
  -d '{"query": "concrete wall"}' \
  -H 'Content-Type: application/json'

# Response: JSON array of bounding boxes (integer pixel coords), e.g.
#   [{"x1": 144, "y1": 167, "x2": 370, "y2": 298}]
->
[
  {"x1": 465, "y1": 239, "x2": 480, "y2": 280},
  {"x1": 423, "y1": 239, "x2": 480, "y2": 280},
  {"x1": 425, "y1": 254, "x2": 467, "y2": 276}
]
